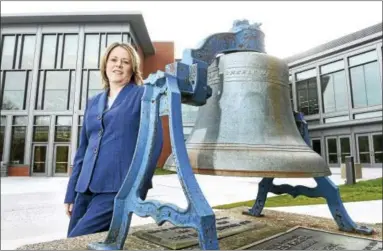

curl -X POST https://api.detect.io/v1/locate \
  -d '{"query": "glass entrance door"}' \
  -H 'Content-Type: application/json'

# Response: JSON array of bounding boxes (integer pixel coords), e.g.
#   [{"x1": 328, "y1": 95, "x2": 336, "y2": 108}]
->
[
  {"x1": 53, "y1": 144, "x2": 70, "y2": 176},
  {"x1": 356, "y1": 134, "x2": 371, "y2": 167},
  {"x1": 357, "y1": 133, "x2": 383, "y2": 167},
  {"x1": 326, "y1": 136, "x2": 351, "y2": 167},
  {"x1": 339, "y1": 136, "x2": 351, "y2": 164},
  {"x1": 32, "y1": 144, "x2": 48, "y2": 176},
  {"x1": 372, "y1": 133, "x2": 383, "y2": 165},
  {"x1": 326, "y1": 137, "x2": 338, "y2": 165}
]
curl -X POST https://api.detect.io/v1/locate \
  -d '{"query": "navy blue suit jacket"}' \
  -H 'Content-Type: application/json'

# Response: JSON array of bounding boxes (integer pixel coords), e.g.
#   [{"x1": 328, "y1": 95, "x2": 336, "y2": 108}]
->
[{"x1": 64, "y1": 83, "x2": 163, "y2": 203}]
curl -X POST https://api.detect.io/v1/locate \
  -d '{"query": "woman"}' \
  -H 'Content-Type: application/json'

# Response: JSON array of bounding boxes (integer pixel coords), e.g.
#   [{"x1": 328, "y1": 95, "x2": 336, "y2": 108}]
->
[{"x1": 64, "y1": 42, "x2": 163, "y2": 238}]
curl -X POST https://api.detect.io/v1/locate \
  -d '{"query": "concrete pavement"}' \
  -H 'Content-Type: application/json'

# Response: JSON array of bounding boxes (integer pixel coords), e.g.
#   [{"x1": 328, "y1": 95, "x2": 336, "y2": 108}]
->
[
  {"x1": 1, "y1": 167, "x2": 382, "y2": 250},
  {"x1": 269, "y1": 200, "x2": 382, "y2": 224}
]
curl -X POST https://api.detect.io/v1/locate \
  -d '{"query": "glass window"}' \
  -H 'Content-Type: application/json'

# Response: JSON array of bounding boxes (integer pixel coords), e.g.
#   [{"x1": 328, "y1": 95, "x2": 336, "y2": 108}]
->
[
  {"x1": 37, "y1": 70, "x2": 73, "y2": 110},
  {"x1": 296, "y1": 68, "x2": 316, "y2": 81},
  {"x1": 354, "y1": 111, "x2": 382, "y2": 120},
  {"x1": 15, "y1": 36, "x2": 22, "y2": 69},
  {"x1": 35, "y1": 116, "x2": 50, "y2": 126},
  {"x1": 20, "y1": 35, "x2": 36, "y2": 69},
  {"x1": 0, "y1": 117, "x2": 6, "y2": 126},
  {"x1": 63, "y1": 35, "x2": 78, "y2": 69},
  {"x1": 88, "y1": 70, "x2": 102, "y2": 91},
  {"x1": 81, "y1": 70, "x2": 103, "y2": 109},
  {"x1": 349, "y1": 50, "x2": 378, "y2": 67},
  {"x1": 45, "y1": 71, "x2": 70, "y2": 110},
  {"x1": 40, "y1": 35, "x2": 57, "y2": 69},
  {"x1": 56, "y1": 116, "x2": 72, "y2": 126},
  {"x1": 364, "y1": 62, "x2": 382, "y2": 106},
  {"x1": 55, "y1": 35, "x2": 64, "y2": 69},
  {"x1": 1, "y1": 35, "x2": 16, "y2": 69},
  {"x1": 99, "y1": 34, "x2": 107, "y2": 61},
  {"x1": 106, "y1": 34, "x2": 122, "y2": 47},
  {"x1": 321, "y1": 70, "x2": 348, "y2": 113},
  {"x1": 13, "y1": 116, "x2": 28, "y2": 126},
  {"x1": 69, "y1": 71, "x2": 76, "y2": 108},
  {"x1": 55, "y1": 116, "x2": 72, "y2": 142},
  {"x1": 122, "y1": 33, "x2": 130, "y2": 43},
  {"x1": 357, "y1": 135, "x2": 370, "y2": 163},
  {"x1": 312, "y1": 139, "x2": 321, "y2": 155},
  {"x1": 320, "y1": 60, "x2": 344, "y2": 75},
  {"x1": 321, "y1": 75, "x2": 335, "y2": 112},
  {"x1": 350, "y1": 65, "x2": 366, "y2": 107},
  {"x1": 332, "y1": 71, "x2": 349, "y2": 111},
  {"x1": 324, "y1": 115, "x2": 349, "y2": 123},
  {"x1": 1, "y1": 71, "x2": 29, "y2": 110},
  {"x1": 33, "y1": 116, "x2": 50, "y2": 142},
  {"x1": 373, "y1": 134, "x2": 383, "y2": 164},
  {"x1": 0, "y1": 116, "x2": 5, "y2": 161},
  {"x1": 10, "y1": 116, "x2": 28, "y2": 164},
  {"x1": 79, "y1": 116, "x2": 84, "y2": 126},
  {"x1": 35, "y1": 71, "x2": 45, "y2": 110},
  {"x1": 307, "y1": 120, "x2": 320, "y2": 126},
  {"x1": 350, "y1": 61, "x2": 382, "y2": 108},
  {"x1": 340, "y1": 137, "x2": 351, "y2": 163},
  {"x1": 296, "y1": 78, "x2": 319, "y2": 116},
  {"x1": 83, "y1": 34, "x2": 100, "y2": 69},
  {"x1": 327, "y1": 138, "x2": 338, "y2": 164},
  {"x1": 77, "y1": 116, "x2": 83, "y2": 148},
  {"x1": 289, "y1": 84, "x2": 294, "y2": 109}
]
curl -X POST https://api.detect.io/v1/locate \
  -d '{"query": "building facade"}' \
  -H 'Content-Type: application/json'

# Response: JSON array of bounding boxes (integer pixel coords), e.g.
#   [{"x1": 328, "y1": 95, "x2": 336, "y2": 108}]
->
[
  {"x1": 285, "y1": 22, "x2": 382, "y2": 168},
  {"x1": 1, "y1": 13, "x2": 381, "y2": 177},
  {"x1": 0, "y1": 12, "x2": 175, "y2": 176}
]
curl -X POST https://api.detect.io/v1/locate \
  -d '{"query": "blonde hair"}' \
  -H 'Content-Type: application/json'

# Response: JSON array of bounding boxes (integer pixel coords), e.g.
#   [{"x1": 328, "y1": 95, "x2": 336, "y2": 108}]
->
[{"x1": 100, "y1": 42, "x2": 144, "y2": 89}]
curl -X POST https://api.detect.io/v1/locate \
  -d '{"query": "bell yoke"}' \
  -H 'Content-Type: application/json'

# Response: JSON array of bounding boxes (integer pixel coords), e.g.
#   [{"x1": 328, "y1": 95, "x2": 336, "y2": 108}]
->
[{"x1": 88, "y1": 20, "x2": 374, "y2": 250}]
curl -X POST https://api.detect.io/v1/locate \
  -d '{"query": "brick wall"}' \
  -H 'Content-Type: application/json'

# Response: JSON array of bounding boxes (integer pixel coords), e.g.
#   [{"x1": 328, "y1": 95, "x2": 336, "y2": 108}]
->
[
  {"x1": 136, "y1": 45, "x2": 145, "y2": 77},
  {"x1": 140, "y1": 42, "x2": 175, "y2": 168},
  {"x1": 143, "y1": 41, "x2": 175, "y2": 78},
  {"x1": 8, "y1": 165, "x2": 30, "y2": 176}
]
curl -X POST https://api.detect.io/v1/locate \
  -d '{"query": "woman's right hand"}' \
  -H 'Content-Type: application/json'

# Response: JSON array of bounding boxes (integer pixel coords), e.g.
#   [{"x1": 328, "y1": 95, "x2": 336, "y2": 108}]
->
[{"x1": 65, "y1": 203, "x2": 73, "y2": 217}]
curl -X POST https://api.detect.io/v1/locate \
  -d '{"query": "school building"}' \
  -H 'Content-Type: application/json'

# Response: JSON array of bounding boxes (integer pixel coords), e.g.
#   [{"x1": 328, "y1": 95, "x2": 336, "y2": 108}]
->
[{"x1": 0, "y1": 12, "x2": 381, "y2": 177}]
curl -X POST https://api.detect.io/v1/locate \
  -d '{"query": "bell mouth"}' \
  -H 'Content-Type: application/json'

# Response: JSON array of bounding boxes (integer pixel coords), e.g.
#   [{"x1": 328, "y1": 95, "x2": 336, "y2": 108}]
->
[{"x1": 164, "y1": 143, "x2": 331, "y2": 178}]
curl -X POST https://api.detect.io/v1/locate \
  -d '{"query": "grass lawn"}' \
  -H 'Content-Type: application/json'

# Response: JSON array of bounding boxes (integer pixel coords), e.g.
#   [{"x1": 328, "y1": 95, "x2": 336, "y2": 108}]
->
[
  {"x1": 154, "y1": 168, "x2": 176, "y2": 175},
  {"x1": 213, "y1": 178, "x2": 383, "y2": 210}
]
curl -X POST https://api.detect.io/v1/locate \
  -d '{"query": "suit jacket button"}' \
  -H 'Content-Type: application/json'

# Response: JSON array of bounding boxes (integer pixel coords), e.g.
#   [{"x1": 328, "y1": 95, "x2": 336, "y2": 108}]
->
[
  {"x1": 98, "y1": 129, "x2": 103, "y2": 137},
  {"x1": 97, "y1": 115, "x2": 102, "y2": 120},
  {"x1": 93, "y1": 148, "x2": 98, "y2": 154}
]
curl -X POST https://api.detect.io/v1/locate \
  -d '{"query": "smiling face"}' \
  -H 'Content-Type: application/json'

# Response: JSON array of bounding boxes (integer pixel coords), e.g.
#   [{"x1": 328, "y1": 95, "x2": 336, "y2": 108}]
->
[{"x1": 105, "y1": 46, "x2": 133, "y2": 87}]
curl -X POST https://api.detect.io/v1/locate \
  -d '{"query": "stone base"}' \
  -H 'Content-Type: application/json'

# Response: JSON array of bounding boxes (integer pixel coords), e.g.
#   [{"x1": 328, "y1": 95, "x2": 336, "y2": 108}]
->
[{"x1": 17, "y1": 207, "x2": 383, "y2": 250}]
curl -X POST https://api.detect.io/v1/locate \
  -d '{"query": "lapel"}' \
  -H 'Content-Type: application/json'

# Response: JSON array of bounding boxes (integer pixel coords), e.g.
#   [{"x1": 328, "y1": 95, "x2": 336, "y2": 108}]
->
[
  {"x1": 97, "y1": 82, "x2": 136, "y2": 118},
  {"x1": 109, "y1": 82, "x2": 135, "y2": 110},
  {"x1": 97, "y1": 90, "x2": 108, "y2": 119}
]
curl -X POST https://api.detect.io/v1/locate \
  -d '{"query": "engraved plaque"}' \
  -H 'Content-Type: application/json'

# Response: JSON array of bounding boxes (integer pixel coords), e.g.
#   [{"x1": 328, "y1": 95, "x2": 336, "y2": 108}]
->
[
  {"x1": 240, "y1": 227, "x2": 382, "y2": 250},
  {"x1": 133, "y1": 217, "x2": 260, "y2": 250}
]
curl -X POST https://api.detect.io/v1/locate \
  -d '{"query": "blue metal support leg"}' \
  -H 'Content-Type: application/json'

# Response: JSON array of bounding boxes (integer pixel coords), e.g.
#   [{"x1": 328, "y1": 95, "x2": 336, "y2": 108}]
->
[
  {"x1": 88, "y1": 75, "x2": 219, "y2": 250},
  {"x1": 247, "y1": 177, "x2": 374, "y2": 235},
  {"x1": 314, "y1": 176, "x2": 373, "y2": 235},
  {"x1": 248, "y1": 178, "x2": 273, "y2": 217}
]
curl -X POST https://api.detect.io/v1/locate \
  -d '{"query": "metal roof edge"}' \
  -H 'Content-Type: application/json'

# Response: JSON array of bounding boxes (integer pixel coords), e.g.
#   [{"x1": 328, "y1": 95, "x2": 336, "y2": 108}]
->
[
  {"x1": 284, "y1": 22, "x2": 383, "y2": 66},
  {"x1": 1, "y1": 11, "x2": 155, "y2": 56}
]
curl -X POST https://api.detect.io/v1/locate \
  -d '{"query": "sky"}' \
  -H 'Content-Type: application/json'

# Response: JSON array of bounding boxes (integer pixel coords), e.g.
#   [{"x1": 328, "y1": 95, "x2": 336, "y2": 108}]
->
[{"x1": 1, "y1": 1, "x2": 382, "y2": 59}]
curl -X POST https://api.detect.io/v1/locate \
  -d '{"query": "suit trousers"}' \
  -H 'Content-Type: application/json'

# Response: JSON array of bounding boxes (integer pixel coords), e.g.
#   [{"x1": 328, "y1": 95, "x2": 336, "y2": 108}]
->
[
  {"x1": 67, "y1": 192, "x2": 117, "y2": 238},
  {"x1": 67, "y1": 188, "x2": 150, "y2": 238}
]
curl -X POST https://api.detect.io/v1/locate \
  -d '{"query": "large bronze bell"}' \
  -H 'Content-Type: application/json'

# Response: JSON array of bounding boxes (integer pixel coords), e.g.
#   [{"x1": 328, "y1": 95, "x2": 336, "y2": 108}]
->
[{"x1": 164, "y1": 51, "x2": 331, "y2": 178}]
